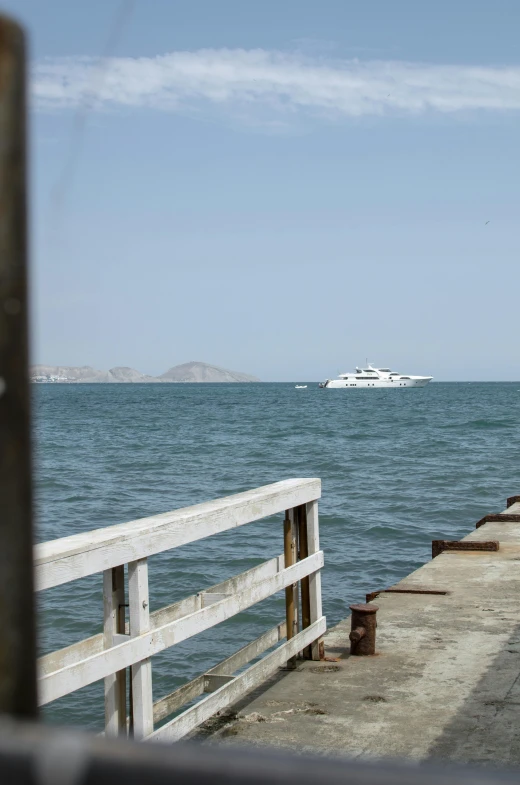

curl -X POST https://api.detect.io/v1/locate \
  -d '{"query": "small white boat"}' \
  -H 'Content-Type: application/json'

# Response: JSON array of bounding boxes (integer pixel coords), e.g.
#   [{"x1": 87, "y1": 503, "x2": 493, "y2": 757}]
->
[
  {"x1": 319, "y1": 364, "x2": 432, "y2": 389},
  {"x1": 295, "y1": 385, "x2": 308, "y2": 389}
]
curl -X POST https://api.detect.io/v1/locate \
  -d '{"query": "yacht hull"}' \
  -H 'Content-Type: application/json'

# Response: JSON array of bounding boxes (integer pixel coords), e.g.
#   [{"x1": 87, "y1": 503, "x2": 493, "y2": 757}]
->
[{"x1": 322, "y1": 377, "x2": 432, "y2": 389}]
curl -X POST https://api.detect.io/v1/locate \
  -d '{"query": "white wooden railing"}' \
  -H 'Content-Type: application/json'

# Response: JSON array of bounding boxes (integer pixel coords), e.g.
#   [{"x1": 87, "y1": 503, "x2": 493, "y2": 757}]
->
[{"x1": 35, "y1": 479, "x2": 325, "y2": 742}]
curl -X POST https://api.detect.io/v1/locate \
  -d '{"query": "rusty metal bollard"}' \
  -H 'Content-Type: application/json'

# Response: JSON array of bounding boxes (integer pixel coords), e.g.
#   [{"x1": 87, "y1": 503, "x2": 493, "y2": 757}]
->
[{"x1": 349, "y1": 603, "x2": 379, "y2": 655}]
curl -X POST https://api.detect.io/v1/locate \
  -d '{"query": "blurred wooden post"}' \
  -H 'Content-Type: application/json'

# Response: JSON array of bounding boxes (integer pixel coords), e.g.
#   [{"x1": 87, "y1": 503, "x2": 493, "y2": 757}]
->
[{"x1": 0, "y1": 14, "x2": 38, "y2": 717}]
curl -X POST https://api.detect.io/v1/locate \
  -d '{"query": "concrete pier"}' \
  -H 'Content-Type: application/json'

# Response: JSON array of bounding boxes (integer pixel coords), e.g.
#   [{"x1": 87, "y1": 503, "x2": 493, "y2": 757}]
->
[{"x1": 196, "y1": 497, "x2": 520, "y2": 766}]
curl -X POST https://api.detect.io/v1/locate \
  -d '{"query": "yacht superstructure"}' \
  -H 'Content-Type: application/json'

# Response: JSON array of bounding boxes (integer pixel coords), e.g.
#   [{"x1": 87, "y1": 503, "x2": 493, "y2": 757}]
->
[{"x1": 319, "y1": 365, "x2": 433, "y2": 389}]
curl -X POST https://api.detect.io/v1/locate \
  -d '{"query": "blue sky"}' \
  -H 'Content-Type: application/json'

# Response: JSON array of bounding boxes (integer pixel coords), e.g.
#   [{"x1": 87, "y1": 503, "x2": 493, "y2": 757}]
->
[{"x1": 8, "y1": 0, "x2": 520, "y2": 380}]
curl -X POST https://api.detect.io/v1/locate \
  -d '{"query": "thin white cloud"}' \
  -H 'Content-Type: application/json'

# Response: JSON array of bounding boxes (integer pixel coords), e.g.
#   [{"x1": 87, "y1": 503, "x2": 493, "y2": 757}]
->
[{"x1": 32, "y1": 48, "x2": 520, "y2": 127}]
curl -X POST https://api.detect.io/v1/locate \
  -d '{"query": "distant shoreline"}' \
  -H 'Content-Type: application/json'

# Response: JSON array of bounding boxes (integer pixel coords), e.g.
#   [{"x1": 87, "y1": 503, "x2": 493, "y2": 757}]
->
[
  {"x1": 31, "y1": 380, "x2": 264, "y2": 384},
  {"x1": 30, "y1": 361, "x2": 261, "y2": 384}
]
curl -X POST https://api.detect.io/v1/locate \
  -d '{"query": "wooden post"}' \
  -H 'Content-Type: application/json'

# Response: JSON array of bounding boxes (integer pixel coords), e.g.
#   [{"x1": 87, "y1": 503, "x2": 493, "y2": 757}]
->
[
  {"x1": 298, "y1": 505, "x2": 312, "y2": 659},
  {"x1": 291, "y1": 507, "x2": 300, "y2": 639},
  {"x1": 103, "y1": 566, "x2": 126, "y2": 736},
  {"x1": 128, "y1": 557, "x2": 153, "y2": 739},
  {"x1": 283, "y1": 510, "x2": 298, "y2": 669},
  {"x1": 0, "y1": 15, "x2": 38, "y2": 718},
  {"x1": 306, "y1": 500, "x2": 324, "y2": 661}
]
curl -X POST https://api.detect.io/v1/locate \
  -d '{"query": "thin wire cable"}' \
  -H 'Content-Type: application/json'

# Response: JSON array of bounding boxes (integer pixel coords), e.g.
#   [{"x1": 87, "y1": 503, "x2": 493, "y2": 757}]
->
[{"x1": 48, "y1": 0, "x2": 136, "y2": 226}]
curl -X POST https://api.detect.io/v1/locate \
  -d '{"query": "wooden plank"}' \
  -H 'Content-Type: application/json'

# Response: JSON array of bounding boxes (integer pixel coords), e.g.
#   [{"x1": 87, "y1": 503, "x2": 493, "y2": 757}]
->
[
  {"x1": 39, "y1": 552, "x2": 323, "y2": 705},
  {"x1": 203, "y1": 675, "x2": 235, "y2": 692},
  {"x1": 35, "y1": 479, "x2": 321, "y2": 590},
  {"x1": 208, "y1": 622, "x2": 286, "y2": 676},
  {"x1": 39, "y1": 632, "x2": 104, "y2": 678},
  {"x1": 148, "y1": 594, "x2": 200, "y2": 630},
  {"x1": 199, "y1": 555, "x2": 285, "y2": 603},
  {"x1": 151, "y1": 555, "x2": 285, "y2": 629},
  {"x1": 152, "y1": 622, "x2": 286, "y2": 723},
  {"x1": 153, "y1": 677, "x2": 205, "y2": 724},
  {"x1": 36, "y1": 479, "x2": 317, "y2": 566},
  {"x1": 201, "y1": 593, "x2": 230, "y2": 607},
  {"x1": 306, "y1": 500, "x2": 323, "y2": 661},
  {"x1": 149, "y1": 617, "x2": 327, "y2": 742},
  {"x1": 128, "y1": 559, "x2": 153, "y2": 740},
  {"x1": 103, "y1": 566, "x2": 126, "y2": 737},
  {"x1": 38, "y1": 554, "x2": 285, "y2": 683}
]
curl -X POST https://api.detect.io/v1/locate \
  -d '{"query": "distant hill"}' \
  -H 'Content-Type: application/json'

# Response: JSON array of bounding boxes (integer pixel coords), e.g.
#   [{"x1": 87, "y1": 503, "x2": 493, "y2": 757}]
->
[
  {"x1": 30, "y1": 364, "x2": 159, "y2": 383},
  {"x1": 159, "y1": 362, "x2": 260, "y2": 383},
  {"x1": 106, "y1": 367, "x2": 160, "y2": 383},
  {"x1": 30, "y1": 362, "x2": 260, "y2": 383}
]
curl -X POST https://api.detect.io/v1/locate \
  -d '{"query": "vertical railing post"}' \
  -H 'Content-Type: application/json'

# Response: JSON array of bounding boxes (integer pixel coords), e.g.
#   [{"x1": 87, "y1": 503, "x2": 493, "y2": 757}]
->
[
  {"x1": 298, "y1": 504, "x2": 312, "y2": 659},
  {"x1": 103, "y1": 565, "x2": 127, "y2": 736},
  {"x1": 283, "y1": 510, "x2": 298, "y2": 668},
  {"x1": 291, "y1": 507, "x2": 300, "y2": 639},
  {"x1": 128, "y1": 557, "x2": 153, "y2": 739},
  {"x1": 306, "y1": 499, "x2": 324, "y2": 661},
  {"x1": 0, "y1": 15, "x2": 38, "y2": 719}
]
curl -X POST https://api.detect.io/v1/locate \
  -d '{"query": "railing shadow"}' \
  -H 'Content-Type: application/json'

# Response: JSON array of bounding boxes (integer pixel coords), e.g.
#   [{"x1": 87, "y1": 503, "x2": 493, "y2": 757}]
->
[{"x1": 425, "y1": 619, "x2": 520, "y2": 766}]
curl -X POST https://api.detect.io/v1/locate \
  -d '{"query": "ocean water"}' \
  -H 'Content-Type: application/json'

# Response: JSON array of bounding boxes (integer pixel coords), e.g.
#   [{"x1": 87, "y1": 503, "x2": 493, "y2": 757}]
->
[{"x1": 33, "y1": 382, "x2": 520, "y2": 730}]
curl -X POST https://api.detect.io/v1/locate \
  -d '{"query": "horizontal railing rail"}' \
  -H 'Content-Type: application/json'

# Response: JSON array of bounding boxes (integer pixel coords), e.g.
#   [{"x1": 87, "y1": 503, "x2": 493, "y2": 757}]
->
[
  {"x1": 36, "y1": 479, "x2": 325, "y2": 741},
  {"x1": 35, "y1": 478, "x2": 321, "y2": 590}
]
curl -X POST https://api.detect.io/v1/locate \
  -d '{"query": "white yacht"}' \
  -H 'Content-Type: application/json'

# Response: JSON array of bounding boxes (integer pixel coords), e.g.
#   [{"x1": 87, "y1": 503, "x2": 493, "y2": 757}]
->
[{"x1": 319, "y1": 364, "x2": 433, "y2": 389}]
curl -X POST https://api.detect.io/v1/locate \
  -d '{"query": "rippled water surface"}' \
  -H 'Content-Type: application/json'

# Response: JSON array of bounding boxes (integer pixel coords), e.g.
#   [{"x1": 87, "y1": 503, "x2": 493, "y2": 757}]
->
[{"x1": 34, "y1": 382, "x2": 520, "y2": 729}]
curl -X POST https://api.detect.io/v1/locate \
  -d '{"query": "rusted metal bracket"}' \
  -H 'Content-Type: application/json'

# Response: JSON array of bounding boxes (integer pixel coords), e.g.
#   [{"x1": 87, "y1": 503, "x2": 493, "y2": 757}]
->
[
  {"x1": 507, "y1": 495, "x2": 520, "y2": 508},
  {"x1": 432, "y1": 540, "x2": 499, "y2": 558},
  {"x1": 366, "y1": 585, "x2": 449, "y2": 603},
  {"x1": 475, "y1": 514, "x2": 520, "y2": 529}
]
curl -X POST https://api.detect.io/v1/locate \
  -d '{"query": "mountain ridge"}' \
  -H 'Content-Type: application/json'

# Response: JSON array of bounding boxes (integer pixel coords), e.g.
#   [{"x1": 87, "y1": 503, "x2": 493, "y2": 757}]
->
[
  {"x1": 30, "y1": 361, "x2": 260, "y2": 383},
  {"x1": 159, "y1": 361, "x2": 258, "y2": 383}
]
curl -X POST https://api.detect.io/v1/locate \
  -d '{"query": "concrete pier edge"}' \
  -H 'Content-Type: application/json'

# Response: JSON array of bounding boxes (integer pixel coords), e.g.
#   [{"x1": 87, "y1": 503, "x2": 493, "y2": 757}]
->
[{"x1": 196, "y1": 496, "x2": 520, "y2": 767}]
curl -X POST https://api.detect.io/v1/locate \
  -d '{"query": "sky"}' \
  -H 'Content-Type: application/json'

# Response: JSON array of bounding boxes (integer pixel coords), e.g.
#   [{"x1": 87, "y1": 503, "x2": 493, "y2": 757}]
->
[{"x1": 7, "y1": 0, "x2": 520, "y2": 380}]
